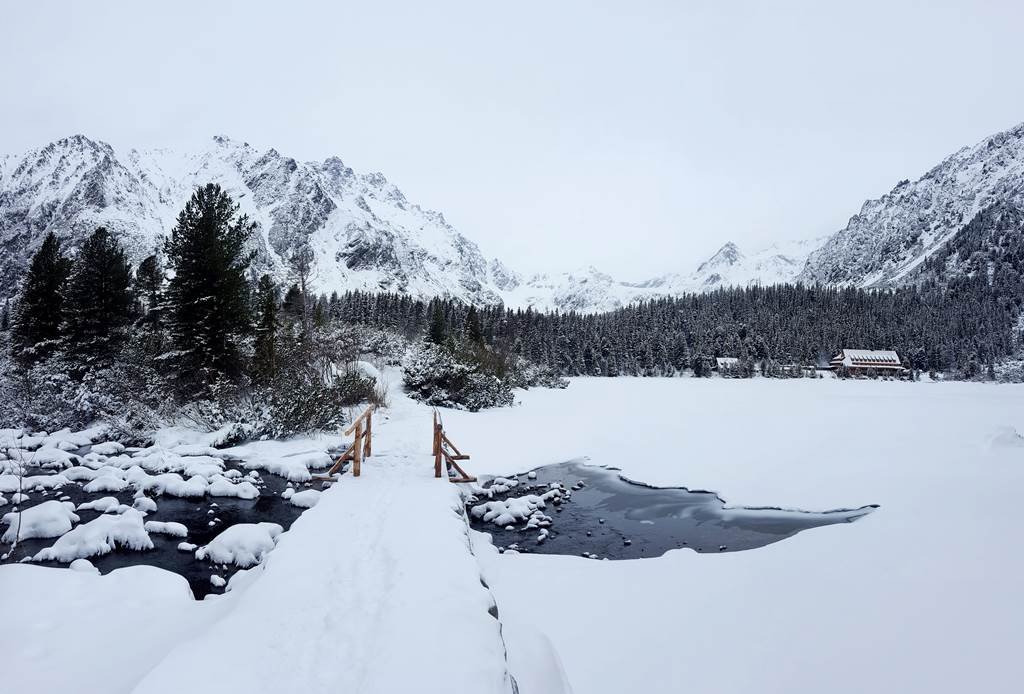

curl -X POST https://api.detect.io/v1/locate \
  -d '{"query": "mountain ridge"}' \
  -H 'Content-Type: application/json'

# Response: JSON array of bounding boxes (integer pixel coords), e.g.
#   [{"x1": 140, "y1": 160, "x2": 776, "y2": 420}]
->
[{"x1": 3, "y1": 121, "x2": 1024, "y2": 313}]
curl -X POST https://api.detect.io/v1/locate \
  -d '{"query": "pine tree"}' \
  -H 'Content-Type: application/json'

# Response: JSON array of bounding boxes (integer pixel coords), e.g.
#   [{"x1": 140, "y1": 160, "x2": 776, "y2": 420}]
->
[
  {"x1": 282, "y1": 284, "x2": 304, "y2": 322},
  {"x1": 136, "y1": 254, "x2": 163, "y2": 314},
  {"x1": 252, "y1": 275, "x2": 279, "y2": 384},
  {"x1": 11, "y1": 232, "x2": 71, "y2": 365},
  {"x1": 63, "y1": 227, "x2": 135, "y2": 367},
  {"x1": 428, "y1": 301, "x2": 447, "y2": 345},
  {"x1": 464, "y1": 305, "x2": 484, "y2": 346},
  {"x1": 0, "y1": 298, "x2": 9, "y2": 331},
  {"x1": 164, "y1": 183, "x2": 256, "y2": 390},
  {"x1": 135, "y1": 253, "x2": 165, "y2": 353}
]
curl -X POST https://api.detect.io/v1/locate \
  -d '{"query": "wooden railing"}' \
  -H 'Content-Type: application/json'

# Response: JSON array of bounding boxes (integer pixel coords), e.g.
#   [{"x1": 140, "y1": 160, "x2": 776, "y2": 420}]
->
[
  {"x1": 317, "y1": 405, "x2": 374, "y2": 479},
  {"x1": 432, "y1": 410, "x2": 475, "y2": 483}
]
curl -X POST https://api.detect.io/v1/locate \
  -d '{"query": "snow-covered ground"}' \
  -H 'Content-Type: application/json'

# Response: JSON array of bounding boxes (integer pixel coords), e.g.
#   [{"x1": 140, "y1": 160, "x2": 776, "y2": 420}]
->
[
  {"x1": 3, "y1": 375, "x2": 1021, "y2": 693},
  {"x1": 1, "y1": 380, "x2": 520, "y2": 694},
  {"x1": 447, "y1": 378, "x2": 1024, "y2": 694}
]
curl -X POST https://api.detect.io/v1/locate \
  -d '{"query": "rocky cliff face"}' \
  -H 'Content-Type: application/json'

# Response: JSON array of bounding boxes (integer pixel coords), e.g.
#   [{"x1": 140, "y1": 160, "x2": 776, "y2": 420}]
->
[{"x1": 799, "y1": 122, "x2": 1024, "y2": 287}]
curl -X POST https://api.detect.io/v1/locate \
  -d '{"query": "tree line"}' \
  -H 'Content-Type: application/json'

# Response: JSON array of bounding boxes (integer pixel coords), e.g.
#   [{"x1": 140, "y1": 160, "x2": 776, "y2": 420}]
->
[{"x1": 324, "y1": 278, "x2": 1018, "y2": 379}]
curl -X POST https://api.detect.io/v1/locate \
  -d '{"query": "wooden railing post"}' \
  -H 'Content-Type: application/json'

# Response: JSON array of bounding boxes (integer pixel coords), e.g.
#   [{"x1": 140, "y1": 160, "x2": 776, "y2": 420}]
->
[
  {"x1": 353, "y1": 419, "x2": 363, "y2": 477},
  {"x1": 432, "y1": 412, "x2": 442, "y2": 478},
  {"x1": 363, "y1": 409, "x2": 372, "y2": 459}
]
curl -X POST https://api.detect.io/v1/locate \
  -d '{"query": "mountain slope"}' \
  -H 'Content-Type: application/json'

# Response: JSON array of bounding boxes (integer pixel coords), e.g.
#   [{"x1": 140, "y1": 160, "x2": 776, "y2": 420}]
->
[
  {"x1": 0, "y1": 134, "x2": 829, "y2": 312},
  {"x1": 800, "y1": 122, "x2": 1024, "y2": 287},
  {"x1": 0, "y1": 135, "x2": 502, "y2": 304}
]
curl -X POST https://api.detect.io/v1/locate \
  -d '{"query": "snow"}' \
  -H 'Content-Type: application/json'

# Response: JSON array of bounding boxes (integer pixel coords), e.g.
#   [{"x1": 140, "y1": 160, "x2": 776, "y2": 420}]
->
[
  {"x1": 0, "y1": 472, "x2": 70, "y2": 492},
  {"x1": 10, "y1": 446, "x2": 79, "y2": 469},
  {"x1": 133, "y1": 496, "x2": 159, "y2": 513},
  {"x1": 0, "y1": 563, "x2": 225, "y2": 693},
  {"x1": 138, "y1": 472, "x2": 208, "y2": 498},
  {"x1": 90, "y1": 441, "x2": 126, "y2": 455},
  {"x1": 447, "y1": 377, "x2": 1024, "y2": 694},
  {"x1": 129, "y1": 410, "x2": 514, "y2": 694},
  {"x1": 144, "y1": 521, "x2": 189, "y2": 537},
  {"x1": 222, "y1": 439, "x2": 341, "y2": 482},
  {"x1": 2, "y1": 500, "x2": 79, "y2": 542},
  {"x1": 69, "y1": 558, "x2": 99, "y2": 573},
  {"x1": 77, "y1": 496, "x2": 128, "y2": 513},
  {"x1": 287, "y1": 489, "x2": 321, "y2": 508},
  {"x1": 206, "y1": 477, "x2": 260, "y2": 499},
  {"x1": 194, "y1": 522, "x2": 283, "y2": 568},
  {"x1": 5, "y1": 372, "x2": 1018, "y2": 692},
  {"x1": 470, "y1": 492, "x2": 558, "y2": 527},
  {"x1": 33, "y1": 508, "x2": 153, "y2": 562},
  {"x1": 83, "y1": 475, "x2": 130, "y2": 493}
]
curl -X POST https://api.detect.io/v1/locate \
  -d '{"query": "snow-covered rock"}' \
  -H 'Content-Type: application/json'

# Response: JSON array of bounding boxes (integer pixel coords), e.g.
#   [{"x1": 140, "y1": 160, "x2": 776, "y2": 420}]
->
[
  {"x1": 195, "y1": 522, "x2": 283, "y2": 568},
  {"x1": 288, "y1": 489, "x2": 321, "y2": 508},
  {"x1": 83, "y1": 475, "x2": 129, "y2": 493},
  {"x1": 206, "y1": 477, "x2": 260, "y2": 499},
  {"x1": 144, "y1": 521, "x2": 188, "y2": 537},
  {"x1": 33, "y1": 508, "x2": 152, "y2": 562},
  {"x1": 2, "y1": 500, "x2": 79, "y2": 542},
  {"x1": 77, "y1": 497, "x2": 127, "y2": 513},
  {"x1": 68, "y1": 558, "x2": 100, "y2": 573}
]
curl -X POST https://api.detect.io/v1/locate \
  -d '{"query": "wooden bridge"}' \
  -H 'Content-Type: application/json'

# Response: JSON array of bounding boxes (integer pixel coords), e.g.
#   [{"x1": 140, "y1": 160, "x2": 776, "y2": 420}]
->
[{"x1": 315, "y1": 405, "x2": 474, "y2": 482}]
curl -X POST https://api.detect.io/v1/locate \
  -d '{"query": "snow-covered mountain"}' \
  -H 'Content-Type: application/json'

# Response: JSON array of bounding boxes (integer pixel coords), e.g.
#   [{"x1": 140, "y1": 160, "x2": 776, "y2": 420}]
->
[
  {"x1": 800, "y1": 121, "x2": 1024, "y2": 287},
  {"x1": 639, "y1": 237, "x2": 825, "y2": 295},
  {"x1": 0, "y1": 135, "x2": 502, "y2": 304},
  {"x1": 493, "y1": 239, "x2": 822, "y2": 313},
  {"x1": 7, "y1": 122, "x2": 1019, "y2": 314},
  {"x1": 0, "y1": 134, "x2": 826, "y2": 313}
]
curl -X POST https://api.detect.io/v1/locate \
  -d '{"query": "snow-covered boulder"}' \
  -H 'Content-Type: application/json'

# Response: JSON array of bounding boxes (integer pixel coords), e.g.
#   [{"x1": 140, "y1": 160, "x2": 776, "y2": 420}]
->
[
  {"x1": 144, "y1": 521, "x2": 188, "y2": 537},
  {"x1": 288, "y1": 489, "x2": 321, "y2": 508},
  {"x1": 24, "y1": 447, "x2": 80, "y2": 469},
  {"x1": 90, "y1": 441, "x2": 126, "y2": 456},
  {"x1": 2, "y1": 500, "x2": 80, "y2": 542},
  {"x1": 83, "y1": 475, "x2": 129, "y2": 493},
  {"x1": 33, "y1": 508, "x2": 152, "y2": 562},
  {"x1": 206, "y1": 477, "x2": 260, "y2": 499},
  {"x1": 195, "y1": 522, "x2": 283, "y2": 568},
  {"x1": 77, "y1": 497, "x2": 128, "y2": 513},
  {"x1": 470, "y1": 491, "x2": 561, "y2": 527}
]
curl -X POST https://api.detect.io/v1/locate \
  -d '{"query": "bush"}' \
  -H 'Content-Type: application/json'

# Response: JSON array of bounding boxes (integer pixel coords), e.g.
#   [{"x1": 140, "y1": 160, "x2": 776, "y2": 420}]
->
[{"x1": 402, "y1": 342, "x2": 513, "y2": 411}]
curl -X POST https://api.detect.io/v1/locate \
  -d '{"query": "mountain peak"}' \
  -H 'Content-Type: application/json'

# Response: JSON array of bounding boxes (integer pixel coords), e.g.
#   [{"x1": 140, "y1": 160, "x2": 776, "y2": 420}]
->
[{"x1": 697, "y1": 242, "x2": 742, "y2": 273}]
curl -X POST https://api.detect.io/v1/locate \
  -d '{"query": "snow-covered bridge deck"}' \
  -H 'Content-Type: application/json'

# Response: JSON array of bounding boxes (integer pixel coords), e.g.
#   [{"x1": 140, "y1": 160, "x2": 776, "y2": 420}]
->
[{"x1": 131, "y1": 408, "x2": 514, "y2": 694}]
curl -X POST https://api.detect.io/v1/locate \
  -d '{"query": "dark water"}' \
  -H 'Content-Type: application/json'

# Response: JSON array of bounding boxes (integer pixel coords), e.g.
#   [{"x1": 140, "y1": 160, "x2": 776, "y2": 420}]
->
[
  {"x1": 468, "y1": 461, "x2": 877, "y2": 559},
  {"x1": 2, "y1": 461, "x2": 330, "y2": 598}
]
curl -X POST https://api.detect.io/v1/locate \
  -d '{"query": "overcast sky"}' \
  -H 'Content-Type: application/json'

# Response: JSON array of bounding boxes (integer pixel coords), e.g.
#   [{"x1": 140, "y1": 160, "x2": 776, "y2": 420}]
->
[{"x1": 3, "y1": 1, "x2": 1024, "y2": 278}]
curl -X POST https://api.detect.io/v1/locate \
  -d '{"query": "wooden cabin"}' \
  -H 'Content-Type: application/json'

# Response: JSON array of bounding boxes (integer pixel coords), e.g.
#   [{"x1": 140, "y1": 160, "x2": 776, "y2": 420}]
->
[{"x1": 829, "y1": 349, "x2": 905, "y2": 376}]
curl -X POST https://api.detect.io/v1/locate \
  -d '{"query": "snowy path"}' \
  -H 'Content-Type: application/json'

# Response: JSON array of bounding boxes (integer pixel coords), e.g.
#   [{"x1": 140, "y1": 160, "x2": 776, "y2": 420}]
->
[{"x1": 130, "y1": 394, "x2": 515, "y2": 694}]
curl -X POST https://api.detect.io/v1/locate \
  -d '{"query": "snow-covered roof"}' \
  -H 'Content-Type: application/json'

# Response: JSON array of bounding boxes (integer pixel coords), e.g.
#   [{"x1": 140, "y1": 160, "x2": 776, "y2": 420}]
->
[
  {"x1": 715, "y1": 357, "x2": 740, "y2": 367},
  {"x1": 831, "y1": 349, "x2": 902, "y2": 368}
]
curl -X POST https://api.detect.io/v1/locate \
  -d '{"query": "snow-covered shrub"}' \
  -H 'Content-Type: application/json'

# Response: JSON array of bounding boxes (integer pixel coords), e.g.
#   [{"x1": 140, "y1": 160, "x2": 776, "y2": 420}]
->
[
  {"x1": 0, "y1": 340, "x2": 172, "y2": 439},
  {"x1": 994, "y1": 358, "x2": 1024, "y2": 383},
  {"x1": 504, "y1": 356, "x2": 569, "y2": 390},
  {"x1": 402, "y1": 342, "x2": 514, "y2": 411}
]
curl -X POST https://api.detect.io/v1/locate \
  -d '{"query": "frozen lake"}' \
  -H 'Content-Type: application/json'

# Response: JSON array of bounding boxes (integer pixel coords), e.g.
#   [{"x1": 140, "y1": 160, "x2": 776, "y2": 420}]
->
[{"x1": 449, "y1": 377, "x2": 1024, "y2": 694}]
